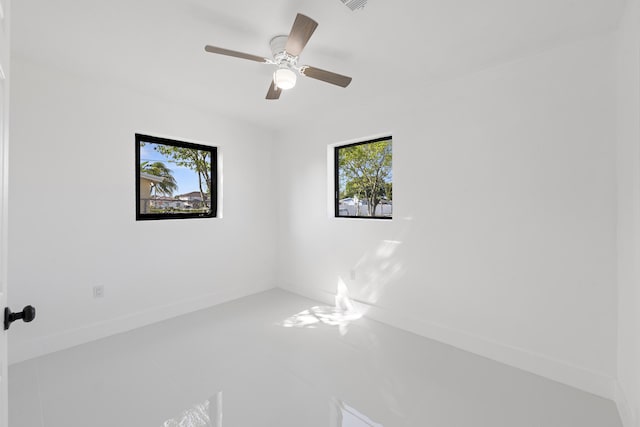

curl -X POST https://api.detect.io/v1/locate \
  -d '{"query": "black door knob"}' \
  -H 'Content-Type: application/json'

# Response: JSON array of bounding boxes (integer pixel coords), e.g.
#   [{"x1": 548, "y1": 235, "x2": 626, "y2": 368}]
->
[{"x1": 4, "y1": 305, "x2": 36, "y2": 330}]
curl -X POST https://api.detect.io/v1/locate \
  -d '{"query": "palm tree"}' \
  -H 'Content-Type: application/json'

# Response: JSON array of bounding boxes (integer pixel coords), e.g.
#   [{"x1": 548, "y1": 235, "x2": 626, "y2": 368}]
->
[{"x1": 140, "y1": 161, "x2": 178, "y2": 196}]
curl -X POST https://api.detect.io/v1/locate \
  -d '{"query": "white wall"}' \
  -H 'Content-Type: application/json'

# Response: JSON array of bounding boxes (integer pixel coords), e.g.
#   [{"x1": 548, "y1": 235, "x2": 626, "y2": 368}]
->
[
  {"x1": 276, "y1": 34, "x2": 618, "y2": 399},
  {"x1": 7, "y1": 58, "x2": 277, "y2": 363},
  {"x1": 616, "y1": 0, "x2": 640, "y2": 425}
]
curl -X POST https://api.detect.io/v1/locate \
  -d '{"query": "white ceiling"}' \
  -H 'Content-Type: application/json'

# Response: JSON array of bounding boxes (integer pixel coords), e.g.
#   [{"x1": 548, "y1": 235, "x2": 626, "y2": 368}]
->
[{"x1": 12, "y1": 0, "x2": 626, "y2": 131}]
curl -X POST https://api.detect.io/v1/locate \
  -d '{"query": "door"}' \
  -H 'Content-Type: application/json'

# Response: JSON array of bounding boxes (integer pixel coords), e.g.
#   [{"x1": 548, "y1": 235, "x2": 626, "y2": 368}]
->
[{"x1": 0, "y1": 0, "x2": 10, "y2": 426}]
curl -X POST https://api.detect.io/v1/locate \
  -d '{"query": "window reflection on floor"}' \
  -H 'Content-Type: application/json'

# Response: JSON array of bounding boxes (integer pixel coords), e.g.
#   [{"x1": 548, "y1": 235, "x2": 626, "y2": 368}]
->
[
  {"x1": 332, "y1": 399, "x2": 383, "y2": 427},
  {"x1": 162, "y1": 394, "x2": 381, "y2": 427},
  {"x1": 162, "y1": 392, "x2": 222, "y2": 427}
]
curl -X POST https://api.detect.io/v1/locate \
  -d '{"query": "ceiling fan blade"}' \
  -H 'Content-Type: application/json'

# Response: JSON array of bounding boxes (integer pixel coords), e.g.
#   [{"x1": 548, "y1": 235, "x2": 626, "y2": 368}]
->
[
  {"x1": 284, "y1": 14, "x2": 318, "y2": 57},
  {"x1": 204, "y1": 45, "x2": 269, "y2": 63},
  {"x1": 266, "y1": 80, "x2": 281, "y2": 100},
  {"x1": 300, "y1": 66, "x2": 352, "y2": 88}
]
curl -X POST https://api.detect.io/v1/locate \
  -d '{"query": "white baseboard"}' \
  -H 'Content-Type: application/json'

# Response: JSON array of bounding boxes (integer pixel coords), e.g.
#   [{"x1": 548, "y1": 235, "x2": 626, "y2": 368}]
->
[
  {"x1": 9, "y1": 283, "x2": 274, "y2": 364},
  {"x1": 616, "y1": 381, "x2": 637, "y2": 427},
  {"x1": 279, "y1": 283, "x2": 616, "y2": 401}
]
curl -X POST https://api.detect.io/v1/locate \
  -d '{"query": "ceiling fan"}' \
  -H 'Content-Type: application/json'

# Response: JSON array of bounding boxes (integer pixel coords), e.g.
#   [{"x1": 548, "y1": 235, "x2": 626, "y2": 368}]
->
[{"x1": 204, "y1": 13, "x2": 352, "y2": 100}]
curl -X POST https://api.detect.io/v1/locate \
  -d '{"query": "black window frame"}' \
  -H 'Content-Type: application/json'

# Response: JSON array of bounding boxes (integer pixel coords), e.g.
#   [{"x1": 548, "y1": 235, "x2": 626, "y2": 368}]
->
[
  {"x1": 135, "y1": 133, "x2": 217, "y2": 221},
  {"x1": 334, "y1": 136, "x2": 393, "y2": 220}
]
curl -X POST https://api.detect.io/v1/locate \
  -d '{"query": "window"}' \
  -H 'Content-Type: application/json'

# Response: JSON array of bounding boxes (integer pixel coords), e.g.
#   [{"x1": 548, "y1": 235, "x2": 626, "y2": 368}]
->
[
  {"x1": 136, "y1": 134, "x2": 217, "y2": 220},
  {"x1": 335, "y1": 136, "x2": 392, "y2": 219}
]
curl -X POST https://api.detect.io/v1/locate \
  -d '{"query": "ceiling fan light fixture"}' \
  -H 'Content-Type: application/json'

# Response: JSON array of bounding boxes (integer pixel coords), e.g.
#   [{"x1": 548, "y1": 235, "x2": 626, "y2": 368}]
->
[{"x1": 273, "y1": 67, "x2": 297, "y2": 90}]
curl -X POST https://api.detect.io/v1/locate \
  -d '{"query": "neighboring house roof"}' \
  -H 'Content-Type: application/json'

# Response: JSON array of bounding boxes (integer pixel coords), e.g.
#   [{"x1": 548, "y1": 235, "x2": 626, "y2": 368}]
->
[
  {"x1": 140, "y1": 172, "x2": 165, "y2": 183},
  {"x1": 177, "y1": 191, "x2": 207, "y2": 199}
]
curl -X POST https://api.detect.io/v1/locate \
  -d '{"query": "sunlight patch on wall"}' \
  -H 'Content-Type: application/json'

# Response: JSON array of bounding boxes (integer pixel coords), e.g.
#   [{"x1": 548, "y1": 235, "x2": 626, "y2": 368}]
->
[{"x1": 350, "y1": 240, "x2": 404, "y2": 305}]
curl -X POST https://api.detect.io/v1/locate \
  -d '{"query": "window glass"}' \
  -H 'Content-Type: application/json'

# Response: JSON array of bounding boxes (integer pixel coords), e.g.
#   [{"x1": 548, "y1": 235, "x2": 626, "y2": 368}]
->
[
  {"x1": 136, "y1": 134, "x2": 217, "y2": 220},
  {"x1": 335, "y1": 136, "x2": 392, "y2": 219}
]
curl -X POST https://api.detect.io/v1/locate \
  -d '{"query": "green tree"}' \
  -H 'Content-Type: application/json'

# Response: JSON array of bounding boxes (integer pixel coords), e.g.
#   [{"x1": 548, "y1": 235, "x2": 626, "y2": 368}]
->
[
  {"x1": 140, "y1": 161, "x2": 178, "y2": 196},
  {"x1": 339, "y1": 140, "x2": 392, "y2": 216},
  {"x1": 153, "y1": 145, "x2": 211, "y2": 207}
]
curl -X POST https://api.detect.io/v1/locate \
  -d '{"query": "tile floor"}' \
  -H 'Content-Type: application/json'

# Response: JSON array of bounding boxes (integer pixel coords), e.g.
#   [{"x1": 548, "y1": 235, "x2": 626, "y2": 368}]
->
[{"x1": 8, "y1": 289, "x2": 622, "y2": 427}]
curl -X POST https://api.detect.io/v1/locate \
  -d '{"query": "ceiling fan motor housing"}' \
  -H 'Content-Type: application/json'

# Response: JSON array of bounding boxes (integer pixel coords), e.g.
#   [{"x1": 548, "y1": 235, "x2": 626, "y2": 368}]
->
[
  {"x1": 270, "y1": 35, "x2": 300, "y2": 74},
  {"x1": 270, "y1": 35, "x2": 290, "y2": 58}
]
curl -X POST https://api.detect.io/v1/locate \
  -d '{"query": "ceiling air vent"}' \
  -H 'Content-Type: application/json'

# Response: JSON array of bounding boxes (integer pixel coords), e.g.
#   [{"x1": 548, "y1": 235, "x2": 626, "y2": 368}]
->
[{"x1": 339, "y1": 0, "x2": 367, "y2": 11}]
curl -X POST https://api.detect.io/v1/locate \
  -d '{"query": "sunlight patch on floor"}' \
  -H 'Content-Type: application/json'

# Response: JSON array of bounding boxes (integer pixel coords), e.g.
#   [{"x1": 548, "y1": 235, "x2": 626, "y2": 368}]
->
[{"x1": 280, "y1": 280, "x2": 362, "y2": 335}]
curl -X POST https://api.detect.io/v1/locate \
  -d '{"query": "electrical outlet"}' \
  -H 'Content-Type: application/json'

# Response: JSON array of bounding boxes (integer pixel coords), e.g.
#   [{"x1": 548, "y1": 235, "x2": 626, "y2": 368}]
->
[{"x1": 93, "y1": 285, "x2": 104, "y2": 299}]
